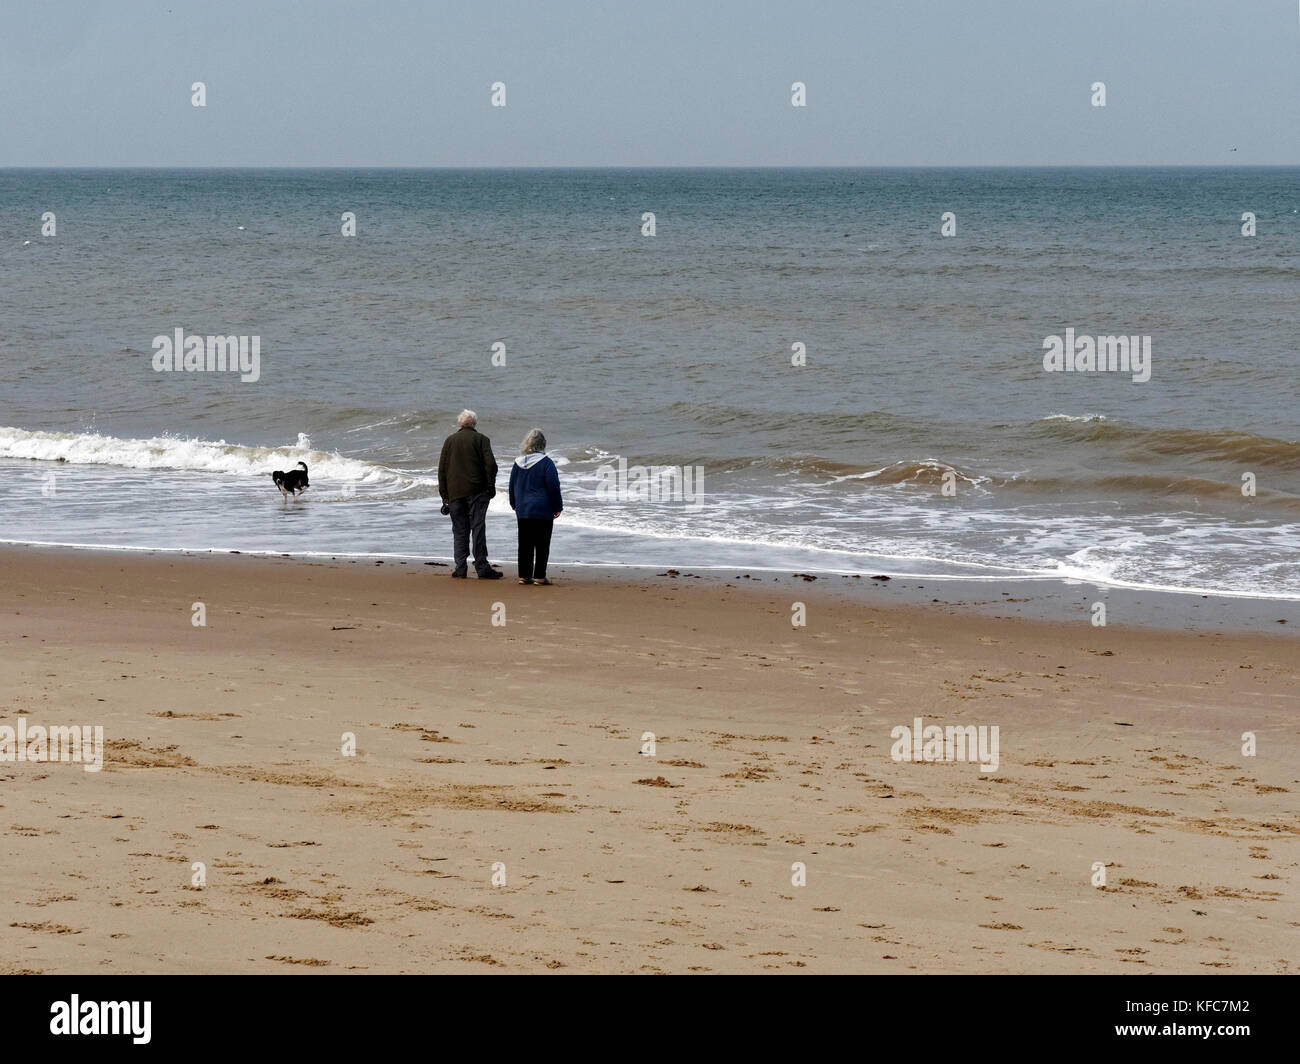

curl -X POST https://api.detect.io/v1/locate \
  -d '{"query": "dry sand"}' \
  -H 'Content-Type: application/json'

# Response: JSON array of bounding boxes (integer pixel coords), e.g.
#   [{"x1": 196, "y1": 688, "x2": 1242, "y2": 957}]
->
[{"x1": 0, "y1": 547, "x2": 1295, "y2": 973}]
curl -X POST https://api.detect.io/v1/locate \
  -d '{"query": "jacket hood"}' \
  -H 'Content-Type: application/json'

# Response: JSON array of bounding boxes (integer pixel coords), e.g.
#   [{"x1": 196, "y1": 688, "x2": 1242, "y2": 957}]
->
[{"x1": 514, "y1": 452, "x2": 547, "y2": 469}]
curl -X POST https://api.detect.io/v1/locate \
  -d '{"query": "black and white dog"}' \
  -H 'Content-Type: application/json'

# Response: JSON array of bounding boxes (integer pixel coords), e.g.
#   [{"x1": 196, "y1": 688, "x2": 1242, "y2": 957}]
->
[{"x1": 271, "y1": 461, "x2": 309, "y2": 499}]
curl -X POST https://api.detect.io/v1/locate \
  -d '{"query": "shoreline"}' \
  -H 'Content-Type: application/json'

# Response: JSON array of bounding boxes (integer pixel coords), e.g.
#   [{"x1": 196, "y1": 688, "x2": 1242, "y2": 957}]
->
[{"x1": 3, "y1": 540, "x2": 1297, "y2": 634}]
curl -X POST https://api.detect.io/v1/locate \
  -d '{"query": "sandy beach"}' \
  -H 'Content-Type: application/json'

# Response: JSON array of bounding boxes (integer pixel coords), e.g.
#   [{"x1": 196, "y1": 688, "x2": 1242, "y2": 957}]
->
[{"x1": 0, "y1": 546, "x2": 1295, "y2": 974}]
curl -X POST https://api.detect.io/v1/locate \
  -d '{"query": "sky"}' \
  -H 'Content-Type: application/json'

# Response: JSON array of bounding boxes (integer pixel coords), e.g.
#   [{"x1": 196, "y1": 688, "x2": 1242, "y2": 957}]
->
[{"x1": 2, "y1": 0, "x2": 1299, "y2": 167}]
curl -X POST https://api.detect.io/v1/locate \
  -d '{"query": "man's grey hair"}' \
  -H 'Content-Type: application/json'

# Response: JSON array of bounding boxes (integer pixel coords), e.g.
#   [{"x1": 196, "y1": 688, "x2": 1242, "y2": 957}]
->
[
  {"x1": 520, "y1": 428, "x2": 547, "y2": 455},
  {"x1": 457, "y1": 409, "x2": 478, "y2": 428}
]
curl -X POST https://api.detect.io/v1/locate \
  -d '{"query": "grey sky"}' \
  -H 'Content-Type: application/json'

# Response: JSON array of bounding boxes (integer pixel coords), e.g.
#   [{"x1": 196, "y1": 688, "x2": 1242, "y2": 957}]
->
[{"x1": 3, "y1": 0, "x2": 1298, "y2": 167}]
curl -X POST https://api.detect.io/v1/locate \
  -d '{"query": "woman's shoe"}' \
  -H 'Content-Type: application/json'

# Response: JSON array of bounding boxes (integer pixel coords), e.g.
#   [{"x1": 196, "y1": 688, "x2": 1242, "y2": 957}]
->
[
  {"x1": 518, "y1": 578, "x2": 533, "y2": 585},
  {"x1": 535, "y1": 577, "x2": 552, "y2": 586}
]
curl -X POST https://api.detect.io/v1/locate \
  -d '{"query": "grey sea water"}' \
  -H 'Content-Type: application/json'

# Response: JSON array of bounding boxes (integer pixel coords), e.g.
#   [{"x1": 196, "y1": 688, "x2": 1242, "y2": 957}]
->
[{"x1": 1, "y1": 167, "x2": 1297, "y2": 596}]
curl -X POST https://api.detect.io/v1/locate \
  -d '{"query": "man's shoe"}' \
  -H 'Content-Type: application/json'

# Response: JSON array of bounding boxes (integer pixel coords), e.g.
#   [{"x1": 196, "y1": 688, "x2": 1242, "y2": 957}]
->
[
  {"x1": 518, "y1": 578, "x2": 533, "y2": 585},
  {"x1": 478, "y1": 569, "x2": 504, "y2": 580},
  {"x1": 535, "y1": 577, "x2": 552, "y2": 586},
  {"x1": 451, "y1": 569, "x2": 468, "y2": 579}
]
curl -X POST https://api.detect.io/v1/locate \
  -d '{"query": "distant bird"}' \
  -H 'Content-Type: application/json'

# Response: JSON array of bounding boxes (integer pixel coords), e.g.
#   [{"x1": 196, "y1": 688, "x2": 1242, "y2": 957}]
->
[
  {"x1": 1230, "y1": 147, "x2": 1238, "y2": 152},
  {"x1": 237, "y1": 225, "x2": 246, "y2": 231},
  {"x1": 22, "y1": 240, "x2": 30, "y2": 246}
]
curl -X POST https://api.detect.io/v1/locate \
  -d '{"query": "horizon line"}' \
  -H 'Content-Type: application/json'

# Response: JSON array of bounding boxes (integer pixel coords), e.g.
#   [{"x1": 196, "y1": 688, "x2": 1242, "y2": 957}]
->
[{"x1": 2, "y1": 163, "x2": 1297, "y2": 171}]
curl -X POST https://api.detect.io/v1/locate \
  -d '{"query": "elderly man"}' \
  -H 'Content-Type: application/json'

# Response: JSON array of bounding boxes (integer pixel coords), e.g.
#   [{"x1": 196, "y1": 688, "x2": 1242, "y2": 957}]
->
[{"x1": 438, "y1": 409, "x2": 503, "y2": 579}]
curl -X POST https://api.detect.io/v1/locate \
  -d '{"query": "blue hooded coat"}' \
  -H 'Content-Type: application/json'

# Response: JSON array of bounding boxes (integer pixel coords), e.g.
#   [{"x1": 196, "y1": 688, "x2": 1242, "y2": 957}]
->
[{"x1": 508, "y1": 452, "x2": 563, "y2": 520}]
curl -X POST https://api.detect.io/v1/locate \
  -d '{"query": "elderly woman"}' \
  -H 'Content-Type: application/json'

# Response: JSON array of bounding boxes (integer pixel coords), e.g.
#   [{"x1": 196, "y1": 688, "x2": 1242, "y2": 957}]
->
[{"x1": 507, "y1": 428, "x2": 563, "y2": 585}]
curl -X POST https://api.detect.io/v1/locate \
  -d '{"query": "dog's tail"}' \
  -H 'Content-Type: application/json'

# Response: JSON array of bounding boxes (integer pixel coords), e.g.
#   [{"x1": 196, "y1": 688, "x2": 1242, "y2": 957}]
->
[{"x1": 296, "y1": 461, "x2": 308, "y2": 473}]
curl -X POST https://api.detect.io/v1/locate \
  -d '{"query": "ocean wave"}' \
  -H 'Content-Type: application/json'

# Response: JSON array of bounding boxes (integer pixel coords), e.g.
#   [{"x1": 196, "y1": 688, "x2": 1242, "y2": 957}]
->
[
  {"x1": 1033, "y1": 418, "x2": 1300, "y2": 469},
  {"x1": 1084, "y1": 472, "x2": 1299, "y2": 505},
  {"x1": 564, "y1": 447, "x2": 1295, "y2": 506},
  {"x1": 560, "y1": 450, "x2": 998, "y2": 488},
  {"x1": 839, "y1": 459, "x2": 992, "y2": 488},
  {"x1": 0, "y1": 426, "x2": 424, "y2": 489}
]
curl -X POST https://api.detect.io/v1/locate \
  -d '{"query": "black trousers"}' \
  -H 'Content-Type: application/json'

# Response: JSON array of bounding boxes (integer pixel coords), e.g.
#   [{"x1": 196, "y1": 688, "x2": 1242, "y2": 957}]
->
[
  {"x1": 516, "y1": 517, "x2": 553, "y2": 581},
  {"x1": 447, "y1": 491, "x2": 492, "y2": 575}
]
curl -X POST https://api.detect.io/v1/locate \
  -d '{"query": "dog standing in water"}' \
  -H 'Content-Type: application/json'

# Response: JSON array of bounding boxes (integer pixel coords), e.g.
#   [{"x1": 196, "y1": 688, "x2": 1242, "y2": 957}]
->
[{"x1": 271, "y1": 461, "x2": 309, "y2": 500}]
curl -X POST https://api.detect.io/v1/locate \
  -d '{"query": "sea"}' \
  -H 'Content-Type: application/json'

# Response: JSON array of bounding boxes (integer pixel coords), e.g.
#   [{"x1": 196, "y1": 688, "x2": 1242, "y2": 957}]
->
[{"x1": 2, "y1": 167, "x2": 1297, "y2": 598}]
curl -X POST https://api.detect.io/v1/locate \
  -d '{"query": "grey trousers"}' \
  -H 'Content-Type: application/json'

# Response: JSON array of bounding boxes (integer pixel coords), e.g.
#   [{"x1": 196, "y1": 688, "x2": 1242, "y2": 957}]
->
[{"x1": 447, "y1": 491, "x2": 492, "y2": 575}]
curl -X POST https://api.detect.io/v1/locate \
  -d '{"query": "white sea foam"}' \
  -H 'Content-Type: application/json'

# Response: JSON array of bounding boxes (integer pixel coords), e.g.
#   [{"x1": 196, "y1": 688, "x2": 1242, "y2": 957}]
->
[
  {"x1": 832, "y1": 459, "x2": 991, "y2": 488},
  {"x1": 0, "y1": 426, "x2": 424, "y2": 490},
  {"x1": 2, "y1": 427, "x2": 1296, "y2": 600}
]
